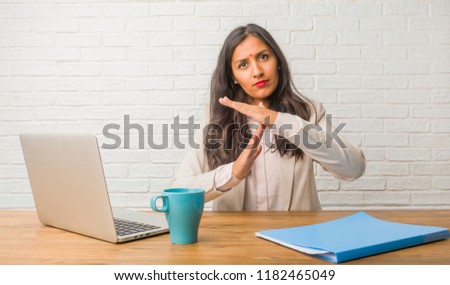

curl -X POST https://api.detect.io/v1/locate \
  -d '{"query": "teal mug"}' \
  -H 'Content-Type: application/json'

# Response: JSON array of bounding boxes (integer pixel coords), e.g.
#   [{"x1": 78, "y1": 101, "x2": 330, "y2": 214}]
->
[{"x1": 150, "y1": 188, "x2": 205, "y2": 244}]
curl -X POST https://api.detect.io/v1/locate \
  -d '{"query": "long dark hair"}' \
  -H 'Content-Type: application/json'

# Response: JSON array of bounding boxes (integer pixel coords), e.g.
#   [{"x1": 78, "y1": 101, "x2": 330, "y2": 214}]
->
[{"x1": 204, "y1": 23, "x2": 312, "y2": 170}]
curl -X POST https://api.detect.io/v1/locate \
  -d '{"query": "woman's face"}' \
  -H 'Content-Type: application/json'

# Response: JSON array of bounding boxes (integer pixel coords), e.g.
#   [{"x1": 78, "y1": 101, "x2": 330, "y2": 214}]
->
[{"x1": 231, "y1": 35, "x2": 279, "y2": 106}]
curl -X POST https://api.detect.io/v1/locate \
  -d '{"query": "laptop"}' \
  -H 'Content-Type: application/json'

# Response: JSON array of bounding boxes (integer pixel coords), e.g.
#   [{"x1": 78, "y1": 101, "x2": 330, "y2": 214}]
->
[{"x1": 19, "y1": 133, "x2": 169, "y2": 243}]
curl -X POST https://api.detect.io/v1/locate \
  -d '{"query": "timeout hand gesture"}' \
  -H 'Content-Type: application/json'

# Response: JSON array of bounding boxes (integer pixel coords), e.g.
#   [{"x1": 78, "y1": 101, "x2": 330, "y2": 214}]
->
[
  {"x1": 218, "y1": 96, "x2": 278, "y2": 127},
  {"x1": 219, "y1": 96, "x2": 277, "y2": 180}
]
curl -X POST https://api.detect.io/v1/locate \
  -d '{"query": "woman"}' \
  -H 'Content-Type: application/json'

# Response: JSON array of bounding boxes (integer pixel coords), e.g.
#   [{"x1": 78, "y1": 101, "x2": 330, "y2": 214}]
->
[{"x1": 170, "y1": 24, "x2": 366, "y2": 211}]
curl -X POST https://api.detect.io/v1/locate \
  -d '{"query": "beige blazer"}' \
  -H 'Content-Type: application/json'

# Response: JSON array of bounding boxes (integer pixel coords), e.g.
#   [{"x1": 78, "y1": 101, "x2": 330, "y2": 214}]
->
[{"x1": 170, "y1": 100, "x2": 366, "y2": 211}]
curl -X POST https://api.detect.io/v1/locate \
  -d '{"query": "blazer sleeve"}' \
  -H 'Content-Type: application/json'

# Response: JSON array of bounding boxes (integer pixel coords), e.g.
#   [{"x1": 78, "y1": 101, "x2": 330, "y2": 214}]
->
[
  {"x1": 169, "y1": 119, "x2": 228, "y2": 202},
  {"x1": 272, "y1": 100, "x2": 366, "y2": 181}
]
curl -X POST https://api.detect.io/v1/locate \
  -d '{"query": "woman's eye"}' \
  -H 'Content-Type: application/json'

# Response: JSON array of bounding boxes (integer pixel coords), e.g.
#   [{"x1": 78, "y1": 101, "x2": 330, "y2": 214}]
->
[
  {"x1": 239, "y1": 62, "x2": 247, "y2": 69},
  {"x1": 259, "y1": 54, "x2": 268, "y2": 60}
]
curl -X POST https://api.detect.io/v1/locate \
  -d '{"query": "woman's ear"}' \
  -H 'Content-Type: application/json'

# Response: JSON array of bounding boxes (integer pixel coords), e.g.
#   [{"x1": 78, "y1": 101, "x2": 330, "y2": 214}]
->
[{"x1": 231, "y1": 75, "x2": 238, "y2": 85}]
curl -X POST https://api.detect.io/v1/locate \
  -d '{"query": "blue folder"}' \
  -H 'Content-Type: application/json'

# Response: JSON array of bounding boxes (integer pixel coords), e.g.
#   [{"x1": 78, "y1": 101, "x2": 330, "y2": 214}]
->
[{"x1": 256, "y1": 212, "x2": 450, "y2": 263}]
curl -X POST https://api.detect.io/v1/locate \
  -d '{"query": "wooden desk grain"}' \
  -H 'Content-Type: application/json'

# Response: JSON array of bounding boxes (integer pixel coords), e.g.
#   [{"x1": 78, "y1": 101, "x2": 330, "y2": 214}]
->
[{"x1": 0, "y1": 210, "x2": 449, "y2": 265}]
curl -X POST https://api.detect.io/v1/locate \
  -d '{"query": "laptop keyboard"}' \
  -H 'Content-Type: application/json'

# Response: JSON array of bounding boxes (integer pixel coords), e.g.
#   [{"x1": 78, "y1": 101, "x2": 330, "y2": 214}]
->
[{"x1": 114, "y1": 218, "x2": 161, "y2": 236}]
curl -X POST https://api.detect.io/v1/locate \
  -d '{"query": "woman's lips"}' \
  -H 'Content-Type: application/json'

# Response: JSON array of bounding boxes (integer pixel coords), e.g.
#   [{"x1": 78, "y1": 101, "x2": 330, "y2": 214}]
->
[{"x1": 255, "y1": 80, "x2": 268, "y2": 87}]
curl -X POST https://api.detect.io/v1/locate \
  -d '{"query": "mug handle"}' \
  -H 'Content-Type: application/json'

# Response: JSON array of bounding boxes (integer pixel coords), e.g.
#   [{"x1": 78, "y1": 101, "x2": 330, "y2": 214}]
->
[{"x1": 150, "y1": 195, "x2": 169, "y2": 213}]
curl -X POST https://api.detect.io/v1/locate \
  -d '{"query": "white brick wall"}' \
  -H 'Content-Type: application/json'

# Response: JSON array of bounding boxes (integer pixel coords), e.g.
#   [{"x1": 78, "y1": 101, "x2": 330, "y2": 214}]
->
[{"x1": 0, "y1": 0, "x2": 449, "y2": 210}]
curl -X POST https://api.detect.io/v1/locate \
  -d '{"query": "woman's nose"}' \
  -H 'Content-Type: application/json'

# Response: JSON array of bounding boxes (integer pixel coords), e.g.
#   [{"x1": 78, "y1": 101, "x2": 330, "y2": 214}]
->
[{"x1": 252, "y1": 62, "x2": 264, "y2": 77}]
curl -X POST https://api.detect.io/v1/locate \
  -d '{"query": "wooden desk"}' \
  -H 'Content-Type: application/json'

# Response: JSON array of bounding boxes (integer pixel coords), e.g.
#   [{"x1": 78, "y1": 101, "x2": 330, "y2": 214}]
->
[{"x1": 0, "y1": 210, "x2": 449, "y2": 265}]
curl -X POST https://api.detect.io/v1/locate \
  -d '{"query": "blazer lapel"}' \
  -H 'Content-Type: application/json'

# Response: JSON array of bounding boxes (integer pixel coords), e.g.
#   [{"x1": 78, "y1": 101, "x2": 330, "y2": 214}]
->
[
  {"x1": 280, "y1": 156, "x2": 295, "y2": 210},
  {"x1": 235, "y1": 180, "x2": 246, "y2": 210}
]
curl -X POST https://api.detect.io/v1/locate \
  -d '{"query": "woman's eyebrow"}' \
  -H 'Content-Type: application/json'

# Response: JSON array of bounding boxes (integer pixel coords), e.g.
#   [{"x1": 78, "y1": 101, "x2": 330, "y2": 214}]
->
[{"x1": 234, "y1": 49, "x2": 271, "y2": 64}]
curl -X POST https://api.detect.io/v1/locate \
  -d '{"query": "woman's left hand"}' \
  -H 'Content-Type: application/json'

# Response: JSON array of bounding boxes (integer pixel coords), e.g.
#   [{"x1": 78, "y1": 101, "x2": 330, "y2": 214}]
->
[{"x1": 219, "y1": 96, "x2": 278, "y2": 127}]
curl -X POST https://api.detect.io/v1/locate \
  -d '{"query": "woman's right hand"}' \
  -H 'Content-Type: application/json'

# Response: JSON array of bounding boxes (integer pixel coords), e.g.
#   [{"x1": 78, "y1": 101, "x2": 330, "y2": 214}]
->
[{"x1": 231, "y1": 123, "x2": 265, "y2": 180}]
